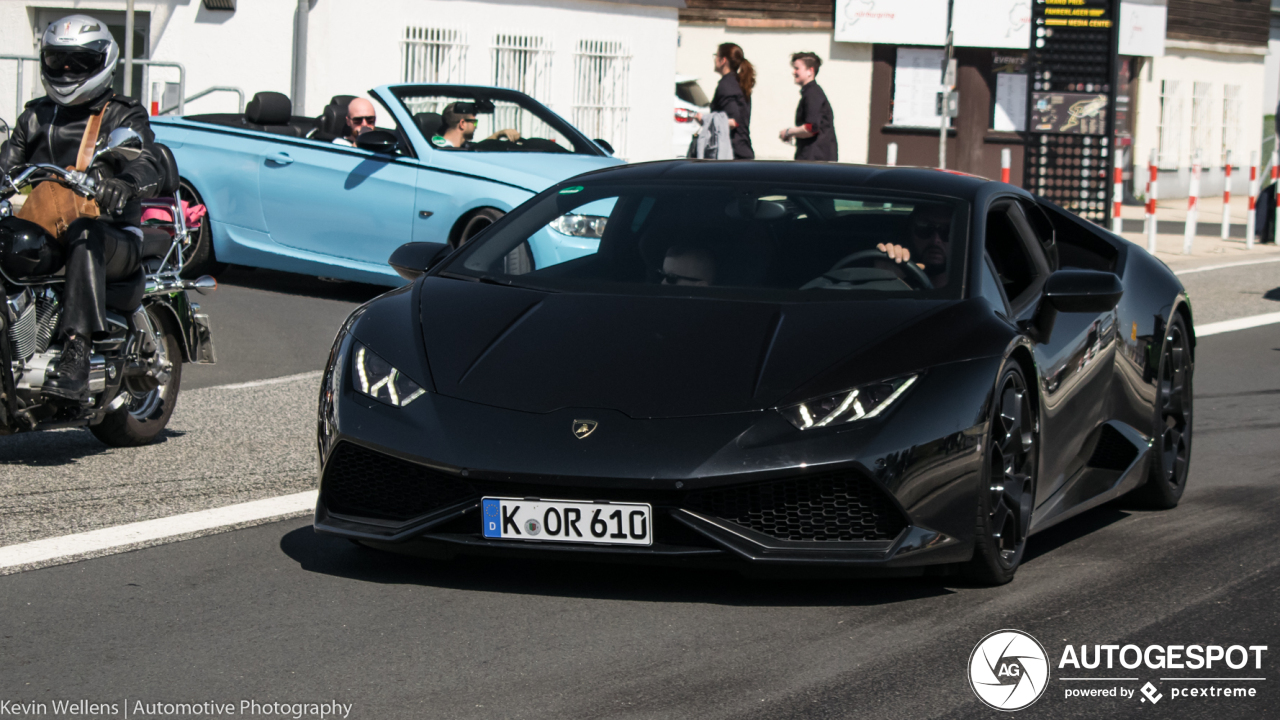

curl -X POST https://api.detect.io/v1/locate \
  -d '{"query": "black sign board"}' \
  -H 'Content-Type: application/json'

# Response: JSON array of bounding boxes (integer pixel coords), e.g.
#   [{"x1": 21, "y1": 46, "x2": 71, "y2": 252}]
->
[{"x1": 1023, "y1": 0, "x2": 1120, "y2": 225}]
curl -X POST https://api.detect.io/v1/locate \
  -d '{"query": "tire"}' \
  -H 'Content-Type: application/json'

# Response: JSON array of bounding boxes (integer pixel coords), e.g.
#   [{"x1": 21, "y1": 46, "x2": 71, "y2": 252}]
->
[
  {"x1": 90, "y1": 308, "x2": 182, "y2": 447},
  {"x1": 1128, "y1": 313, "x2": 1193, "y2": 509},
  {"x1": 456, "y1": 207, "x2": 504, "y2": 248},
  {"x1": 177, "y1": 179, "x2": 228, "y2": 278},
  {"x1": 965, "y1": 363, "x2": 1039, "y2": 586}
]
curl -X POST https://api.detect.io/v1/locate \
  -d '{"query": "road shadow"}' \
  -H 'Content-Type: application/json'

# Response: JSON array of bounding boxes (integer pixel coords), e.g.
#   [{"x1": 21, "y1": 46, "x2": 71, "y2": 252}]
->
[
  {"x1": 215, "y1": 266, "x2": 390, "y2": 304},
  {"x1": 278, "y1": 527, "x2": 955, "y2": 607},
  {"x1": 1021, "y1": 503, "x2": 1132, "y2": 565},
  {"x1": 0, "y1": 427, "x2": 183, "y2": 465}
]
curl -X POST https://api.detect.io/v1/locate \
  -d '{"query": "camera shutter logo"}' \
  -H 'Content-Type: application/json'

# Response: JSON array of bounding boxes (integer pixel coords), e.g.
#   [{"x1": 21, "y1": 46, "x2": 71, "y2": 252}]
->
[{"x1": 969, "y1": 630, "x2": 1050, "y2": 711}]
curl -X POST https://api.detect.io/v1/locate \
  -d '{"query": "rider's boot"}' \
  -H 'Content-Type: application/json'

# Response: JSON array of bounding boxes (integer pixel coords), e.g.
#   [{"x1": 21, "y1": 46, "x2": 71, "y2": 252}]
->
[{"x1": 43, "y1": 335, "x2": 90, "y2": 401}]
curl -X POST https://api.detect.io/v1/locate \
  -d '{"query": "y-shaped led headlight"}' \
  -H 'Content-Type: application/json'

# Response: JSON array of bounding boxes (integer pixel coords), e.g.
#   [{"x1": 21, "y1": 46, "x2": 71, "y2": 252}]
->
[
  {"x1": 352, "y1": 342, "x2": 426, "y2": 407},
  {"x1": 779, "y1": 375, "x2": 918, "y2": 431}
]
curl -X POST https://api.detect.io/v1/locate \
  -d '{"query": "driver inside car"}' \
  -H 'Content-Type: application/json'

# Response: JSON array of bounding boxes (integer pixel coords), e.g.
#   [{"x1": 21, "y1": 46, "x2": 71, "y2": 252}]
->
[
  {"x1": 433, "y1": 102, "x2": 523, "y2": 149},
  {"x1": 874, "y1": 202, "x2": 952, "y2": 288}
]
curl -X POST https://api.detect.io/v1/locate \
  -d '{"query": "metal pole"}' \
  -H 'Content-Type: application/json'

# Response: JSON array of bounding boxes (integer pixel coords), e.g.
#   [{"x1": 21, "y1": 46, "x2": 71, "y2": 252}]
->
[
  {"x1": 292, "y1": 0, "x2": 309, "y2": 114},
  {"x1": 938, "y1": 0, "x2": 954, "y2": 170},
  {"x1": 15, "y1": 59, "x2": 23, "y2": 120},
  {"x1": 123, "y1": 0, "x2": 135, "y2": 97},
  {"x1": 1221, "y1": 150, "x2": 1232, "y2": 240}
]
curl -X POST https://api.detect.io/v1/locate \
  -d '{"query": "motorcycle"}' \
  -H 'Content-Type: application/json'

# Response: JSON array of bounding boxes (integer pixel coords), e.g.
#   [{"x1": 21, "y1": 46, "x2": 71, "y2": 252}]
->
[{"x1": 0, "y1": 127, "x2": 217, "y2": 446}]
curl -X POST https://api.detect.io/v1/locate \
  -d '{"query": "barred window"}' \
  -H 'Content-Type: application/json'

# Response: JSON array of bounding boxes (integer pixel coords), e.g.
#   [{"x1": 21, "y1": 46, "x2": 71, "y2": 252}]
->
[
  {"x1": 1221, "y1": 84, "x2": 1241, "y2": 164},
  {"x1": 572, "y1": 39, "x2": 631, "y2": 158},
  {"x1": 1190, "y1": 81, "x2": 1213, "y2": 167},
  {"x1": 401, "y1": 26, "x2": 467, "y2": 84},
  {"x1": 491, "y1": 33, "x2": 555, "y2": 138},
  {"x1": 1156, "y1": 80, "x2": 1183, "y2": 170}
]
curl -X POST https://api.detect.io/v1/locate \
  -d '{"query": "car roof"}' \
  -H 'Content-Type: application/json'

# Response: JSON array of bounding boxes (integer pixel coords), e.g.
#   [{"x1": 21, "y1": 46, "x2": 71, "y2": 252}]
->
[{"x1": 564, "y1": 160, "x2": 1017, "y2": 202}]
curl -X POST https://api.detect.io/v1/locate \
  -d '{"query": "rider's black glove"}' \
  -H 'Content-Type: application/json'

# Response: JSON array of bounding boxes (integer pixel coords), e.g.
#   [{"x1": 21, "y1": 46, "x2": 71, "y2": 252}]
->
[{"x1": 96, "y1": 177, "x2": 136, "y2": 215}]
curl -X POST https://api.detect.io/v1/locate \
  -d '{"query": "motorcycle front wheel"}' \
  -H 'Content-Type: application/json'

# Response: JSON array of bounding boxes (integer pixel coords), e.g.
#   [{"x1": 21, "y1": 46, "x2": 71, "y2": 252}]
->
[{"x1": 90, "y1": 308, "x2": 183, "y2": 447}]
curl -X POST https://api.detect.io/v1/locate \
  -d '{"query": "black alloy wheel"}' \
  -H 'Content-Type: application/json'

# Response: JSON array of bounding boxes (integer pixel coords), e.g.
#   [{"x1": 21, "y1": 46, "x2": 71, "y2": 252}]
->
[
  {"x1": 177, "y1": 179, "x2": 227, "y2": 278},
  {"x1": 456, "y1": 207, "x2": 504, "y2": 248},
  {"x1": 966, "y1": 364, "x2": 1038, "y2": 585},
  {"x1": 1130, "y1": 314, "x2": 1193, "y2": 509},
  {"x1": 90, "y1": 308, "x2": 183, "y2": 447}
]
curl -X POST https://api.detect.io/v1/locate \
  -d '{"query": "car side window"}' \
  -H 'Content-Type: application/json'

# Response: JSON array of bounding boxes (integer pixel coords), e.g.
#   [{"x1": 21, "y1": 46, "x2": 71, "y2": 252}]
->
[
  {"x1": 985, "y1": 203, "x2": 1042, "y2": 311},
  {"x1": 1017, "y1": 200, "x2": 1058, "y2": 271},
  {"x1": 979, "y1": 253, "x2": 1009, "y2": 314}
]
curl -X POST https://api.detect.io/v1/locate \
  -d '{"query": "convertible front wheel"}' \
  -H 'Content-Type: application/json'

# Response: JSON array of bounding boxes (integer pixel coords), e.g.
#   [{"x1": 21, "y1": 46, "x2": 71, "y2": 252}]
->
[{"x1": 966, "y1": 363, "x2": 1038, "y2": 585}]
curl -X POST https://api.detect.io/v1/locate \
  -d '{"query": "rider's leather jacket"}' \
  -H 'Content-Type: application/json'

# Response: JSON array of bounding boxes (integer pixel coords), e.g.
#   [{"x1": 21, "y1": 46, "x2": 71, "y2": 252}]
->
[{"x1": 0, "y1": 90, "x2": 166, "y2": 227}]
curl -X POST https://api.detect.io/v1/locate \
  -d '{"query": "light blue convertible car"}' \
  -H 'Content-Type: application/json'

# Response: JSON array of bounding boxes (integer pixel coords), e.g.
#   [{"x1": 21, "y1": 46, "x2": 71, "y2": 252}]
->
[{"x1": 152, "y1": 84, "x2": 622, "y2": 284}]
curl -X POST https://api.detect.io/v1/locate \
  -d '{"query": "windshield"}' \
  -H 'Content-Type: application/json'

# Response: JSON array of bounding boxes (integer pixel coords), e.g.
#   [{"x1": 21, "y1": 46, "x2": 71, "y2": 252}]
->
[
  {"x1": 391, "y1": 85, "x2": 599, "y2": 155},
  {"x1": 441, "y1": 183, "x2": 969, "y2": 301}
]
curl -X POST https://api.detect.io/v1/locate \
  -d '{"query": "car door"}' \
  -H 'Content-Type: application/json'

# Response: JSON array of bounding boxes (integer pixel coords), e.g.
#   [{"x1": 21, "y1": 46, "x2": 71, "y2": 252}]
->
[
  {"x1": 257, "y1": 138, "x2": 419, "y2": 267},
  {"x1": 985, "y1": 198, "x2": 1118, "y2": 506}
]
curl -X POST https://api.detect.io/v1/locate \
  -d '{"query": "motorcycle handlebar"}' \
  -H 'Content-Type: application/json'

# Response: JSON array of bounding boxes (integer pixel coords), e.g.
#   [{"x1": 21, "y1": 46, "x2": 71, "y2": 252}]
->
[{"x1": 3, "y1": 164, "x2": 96, "y2": 200}]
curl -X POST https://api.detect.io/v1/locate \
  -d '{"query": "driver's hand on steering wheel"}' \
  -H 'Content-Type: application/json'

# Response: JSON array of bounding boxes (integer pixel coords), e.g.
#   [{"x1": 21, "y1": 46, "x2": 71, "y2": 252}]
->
[{"x1": 876, "y1": 243, "x2": 926, "y2": 269}]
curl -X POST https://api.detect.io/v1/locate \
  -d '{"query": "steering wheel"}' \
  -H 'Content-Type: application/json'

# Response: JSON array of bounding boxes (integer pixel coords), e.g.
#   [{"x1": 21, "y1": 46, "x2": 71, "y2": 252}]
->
[{"x1": 825, "y1": 249, "x2": 933, "y2": 290}]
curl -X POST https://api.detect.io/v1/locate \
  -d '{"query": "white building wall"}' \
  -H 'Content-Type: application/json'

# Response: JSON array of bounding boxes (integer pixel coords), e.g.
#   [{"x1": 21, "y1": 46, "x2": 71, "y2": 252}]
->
[
  {"x1": 676, "y1": 25, "x2": 872, "y2": 163},
  {"x1": 0, "y1": 0, "x2": 677, "y2": 162},
  {"x1": 1132, "y1": 44, "x2": 1267, "y2": 198}
]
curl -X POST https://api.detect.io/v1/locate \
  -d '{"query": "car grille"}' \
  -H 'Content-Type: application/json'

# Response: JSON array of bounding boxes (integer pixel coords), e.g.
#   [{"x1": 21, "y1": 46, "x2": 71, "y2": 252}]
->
[
  {"x1": 683, "y1": 472, "x2": 907, "y2": 542},
  {"x1": 321, "y1": 443, "x2": 478, "y2": 522}
]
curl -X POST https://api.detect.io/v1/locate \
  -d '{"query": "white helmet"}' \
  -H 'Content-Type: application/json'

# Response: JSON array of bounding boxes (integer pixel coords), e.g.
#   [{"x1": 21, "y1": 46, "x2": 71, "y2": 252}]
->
[{"x1": 40, "y1": 15, "x2": 119, "y2": 107}]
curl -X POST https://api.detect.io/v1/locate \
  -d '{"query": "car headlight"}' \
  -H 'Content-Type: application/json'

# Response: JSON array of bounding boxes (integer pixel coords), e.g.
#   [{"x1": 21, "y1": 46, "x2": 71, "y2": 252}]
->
[
  {"x1": 351, "y1": 342, "x2": 426, "y2": 407},
  {"x1": 550, "y1": 214, "x2": 608, "y2": 238},
  {"x1": 778, "y1": 375, "x2": 918, "y2": 431}
]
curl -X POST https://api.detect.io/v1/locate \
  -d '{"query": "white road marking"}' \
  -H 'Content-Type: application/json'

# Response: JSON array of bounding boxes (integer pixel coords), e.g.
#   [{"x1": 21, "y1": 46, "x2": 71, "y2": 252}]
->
[
  {"x1": 1175, "y1": 256, "x2": 1280, "y2": 275},
  {"x1": 0, "y1": 490, "x2": 317, "y2": 571},
  {"x1": 213, "y1": 370, "x2": 324, "y2": 390},
  {"x1": 1196, "y1": 311, "x2": 1280, "y2": 337}
]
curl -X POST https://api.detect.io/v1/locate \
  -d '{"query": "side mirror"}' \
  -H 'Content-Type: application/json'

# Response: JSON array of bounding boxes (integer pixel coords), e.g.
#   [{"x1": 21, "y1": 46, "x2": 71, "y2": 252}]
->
[
  {"x1": 389, "y1": 241, "x2": 450, "y2": 281},
  {"x1": 93, "y1": 127, "x2": 143, "y2": 164},
  {"x1": 593, "y1": 138, "x2": 615, "y2": 155},
  {"x1": 356, "y1": 129, "x2": 400, "y2": 155},
  {"x1": 1044, "y1": 269, "x2": 1123, "y2": 313}
]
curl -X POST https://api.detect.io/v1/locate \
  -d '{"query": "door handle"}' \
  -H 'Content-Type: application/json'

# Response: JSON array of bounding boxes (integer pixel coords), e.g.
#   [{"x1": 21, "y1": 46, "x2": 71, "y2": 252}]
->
[{"x1": 266, "y1": 152, "x2": 294, "y2": 165}]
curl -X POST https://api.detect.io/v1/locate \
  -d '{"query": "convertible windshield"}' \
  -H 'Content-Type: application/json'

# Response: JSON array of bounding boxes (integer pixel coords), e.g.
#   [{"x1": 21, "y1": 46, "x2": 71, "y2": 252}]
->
[
  {"x1": 392, "y1": 86, "x2": 598, "y2": 155},
  {"x1": 442, "y1": 183, "x2": 969, "y2": 300}
]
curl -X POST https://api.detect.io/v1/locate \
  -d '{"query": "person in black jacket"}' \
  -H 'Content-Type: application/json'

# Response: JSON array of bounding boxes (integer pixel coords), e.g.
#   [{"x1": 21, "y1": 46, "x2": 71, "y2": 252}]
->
[
  {"x1": 705, "y1": 43, "x2": 755, "y2": 159},
  {"x1": 779, "y1": 52, "x2": 837, "y2": 162},
  {"x1": 0, "y1": 15, "x2": 166, "y2": 400}
]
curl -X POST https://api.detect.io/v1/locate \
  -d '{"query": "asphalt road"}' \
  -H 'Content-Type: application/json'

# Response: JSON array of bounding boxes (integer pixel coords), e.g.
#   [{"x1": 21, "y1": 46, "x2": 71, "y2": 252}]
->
[{"x1": 1, "y1": 263, "x2": 1277, "y2": 718}]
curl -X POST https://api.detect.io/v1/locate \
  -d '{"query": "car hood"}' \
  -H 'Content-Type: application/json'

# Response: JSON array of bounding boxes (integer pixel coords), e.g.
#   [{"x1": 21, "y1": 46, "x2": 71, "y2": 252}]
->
[
  {"x1": 433, "y1": 153, "x2": 622, "y2": 193},
  {"x1": 419, "y1": 278, "x2": 1006, "y2": 418}
]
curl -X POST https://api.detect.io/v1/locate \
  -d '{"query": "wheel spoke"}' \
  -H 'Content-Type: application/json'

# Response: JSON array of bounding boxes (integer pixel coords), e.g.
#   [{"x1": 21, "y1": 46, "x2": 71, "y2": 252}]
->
[{"x1": 990, "y1": 501, "x2": 1011, "y2": 544}]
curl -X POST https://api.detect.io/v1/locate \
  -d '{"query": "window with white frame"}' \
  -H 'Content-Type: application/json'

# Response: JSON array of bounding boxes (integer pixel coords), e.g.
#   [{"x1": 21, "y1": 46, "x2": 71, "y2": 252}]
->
[
  {"x1": 1157, "y1": 80, "x2": 1183, "y2": 170},
  {"x1": 572, "y1": 39, "x2": 631, "y2": 157},
  {"x1": 1221, "y1": 84, "x2": 1242, "y2": 164},
  {"x1": 491, "y1": 33, "x2": 555, "y2": 139},
  {"x1": 402, "y1": 27, "x2": 467, "y2": 83},
  {"x1": 1190, "y1": 81, "x2": 1213, "y2": 167}
]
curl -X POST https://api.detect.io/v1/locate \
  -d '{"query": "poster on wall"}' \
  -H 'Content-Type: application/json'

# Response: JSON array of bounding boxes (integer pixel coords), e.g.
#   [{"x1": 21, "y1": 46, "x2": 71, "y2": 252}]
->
[
  {"x1": 953, "y1": 0, "x2": 1031, "y2": 49},
  {"x1": 892, "y1": 47, "x2": 946, "y2": 128},
  {"x1": 1119, "y1": 0, "x2": 1167, "y2": 57},
  {"x1": 834, "y1": 0, "x2": 948, "y2": 46}
]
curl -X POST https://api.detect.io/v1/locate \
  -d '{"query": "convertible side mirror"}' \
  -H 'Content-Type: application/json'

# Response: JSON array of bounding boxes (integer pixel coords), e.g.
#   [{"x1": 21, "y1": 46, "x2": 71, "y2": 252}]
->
[
  {"x1": 1024, "y1": 269, "x2": 1123, "y2": 343},
  {"x1": 389, "y1": 241, "x2": 450, "y2": 281},
  {"x1": 93, "y1": 127, "x2": 143, "y2": 164},
  {"x1": 356, "y1": 129, "x2": 400, "y2": 155}
]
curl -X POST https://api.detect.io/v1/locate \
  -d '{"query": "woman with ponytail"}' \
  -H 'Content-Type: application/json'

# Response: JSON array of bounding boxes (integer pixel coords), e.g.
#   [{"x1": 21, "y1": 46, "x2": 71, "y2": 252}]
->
[{"x1": 707, "y1": 42, "x2": 755, "y2": 159}]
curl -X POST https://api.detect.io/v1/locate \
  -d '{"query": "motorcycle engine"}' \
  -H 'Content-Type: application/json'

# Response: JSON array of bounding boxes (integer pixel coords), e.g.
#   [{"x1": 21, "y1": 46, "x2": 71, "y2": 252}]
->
[{"x1": 5, "y1": 289, "x2": 60, "y2": 363}]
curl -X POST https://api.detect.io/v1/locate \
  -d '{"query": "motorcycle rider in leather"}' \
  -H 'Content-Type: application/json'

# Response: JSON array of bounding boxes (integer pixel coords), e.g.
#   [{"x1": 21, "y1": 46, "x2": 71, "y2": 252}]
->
[{"x1": 0, "y1": 15, "x2": 165, "y2": 401}]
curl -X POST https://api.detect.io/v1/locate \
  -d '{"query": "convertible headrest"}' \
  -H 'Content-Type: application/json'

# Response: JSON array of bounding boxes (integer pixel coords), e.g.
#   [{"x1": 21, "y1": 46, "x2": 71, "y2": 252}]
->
[
  {"x1": 414, "y1": 112, "x2": 443, "y2": 138},
  {"x1": 320, "y1": 104, "x2": 346, "y2": 137},
  {"x1": 246, "y1": 91, "x2": 292, "y2": 125}
]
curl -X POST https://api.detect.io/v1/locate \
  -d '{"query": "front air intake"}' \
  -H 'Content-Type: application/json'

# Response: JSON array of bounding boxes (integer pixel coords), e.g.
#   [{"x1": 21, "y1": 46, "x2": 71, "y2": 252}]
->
[
  {"x1": 683, "y1": 471, "x2": 907, "y2": 542},
  {"x1": 321, "y1": 443, "x2": 478, "y2": 522}
]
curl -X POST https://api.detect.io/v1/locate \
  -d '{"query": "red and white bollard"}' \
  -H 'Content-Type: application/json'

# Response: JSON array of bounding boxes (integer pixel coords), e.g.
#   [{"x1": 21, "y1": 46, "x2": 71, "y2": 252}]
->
[
  {"x1": 1111, "y1": 152, "x2": 1124, "y2": 233},
  {"x1": 1146, "y1": 149, "x2": 1158, "y2": 253},
  {"x1": 886, "y1": 142, "x2": 898, "y2": 167},
  {"x1": 150, "y1": 100, "x2": 159, "y2": 116},
  {"x1": 1273, "y1": 150, "x2": 1280, "y2": 245},
  {"x1": 1184, "y1": 150, "x2": 1201, "y2": 255},
  {"x1": 1001, "y1": 148, "x2": 1011, "y2": 184},
  {"x1": 1221, "y1": 150, "x2": 1232, "y2": 240},
  {"x1": 1246, "y1": 151, "x2": 1258, "y2": 249}
]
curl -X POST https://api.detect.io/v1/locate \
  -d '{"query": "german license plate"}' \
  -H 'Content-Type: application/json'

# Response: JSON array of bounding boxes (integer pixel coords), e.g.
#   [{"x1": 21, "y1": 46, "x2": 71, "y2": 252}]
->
[{"x1": 481, "y1": 497, "x2": 652, "y2": 546}]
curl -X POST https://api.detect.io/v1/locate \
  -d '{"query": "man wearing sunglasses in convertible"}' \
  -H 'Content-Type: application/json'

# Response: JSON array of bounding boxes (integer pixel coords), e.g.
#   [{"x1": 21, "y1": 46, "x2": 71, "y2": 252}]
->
[
  {"x1": 0, "y1": 14, "x2": 165, "y2": 400},
  {"x1": 333, "y1": 97, "x2": 378, "y2": 147},
  {"x1": 875, "y1": 203, "x2": 953, "y2": 289}
]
